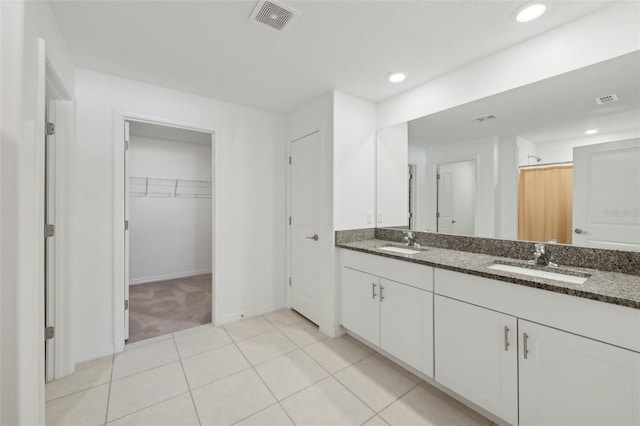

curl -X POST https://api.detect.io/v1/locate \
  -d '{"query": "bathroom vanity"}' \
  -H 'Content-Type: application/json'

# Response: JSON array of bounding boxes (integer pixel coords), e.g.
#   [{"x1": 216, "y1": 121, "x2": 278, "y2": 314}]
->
[{"x1": 337, "y1": 232, "x2": 640, "y2": 426}]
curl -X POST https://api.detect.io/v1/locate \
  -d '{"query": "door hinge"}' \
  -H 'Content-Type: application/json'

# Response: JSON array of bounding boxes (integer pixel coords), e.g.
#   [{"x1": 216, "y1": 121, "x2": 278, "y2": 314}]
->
[
  {"x1": 125, "y1": 220, "x2": 129, "y2": 231},
  {"x1": 289, "y1": 217, "x2": 291, "y2": 226},
  {"x1": 45, "y1": 224, "x2": 55, "y2": 238},
  {"x1": 46, "y1": 122, "x2": 55, "y2": 136},
  {"x1": 124, "y1": 140, "x2": 129, "y2": 151},
  {"x1": 436, "y1": 173, "x2": 441, "y2": 180},
  {"x1": 288, "y1": 156, "x2": 291, "y2": 165},
  {"x1": 124, "y1": 300, "x2": 129, "y2": 310},
  {"x1": 289, "y1": 277, "x2": 292, "y2": 286},
  {"x1": 45, "y1": 326, "x2": 55, "y2": 340},
  {"x1": 436, "y1": 212, "x2": 440, "y2": 218}
]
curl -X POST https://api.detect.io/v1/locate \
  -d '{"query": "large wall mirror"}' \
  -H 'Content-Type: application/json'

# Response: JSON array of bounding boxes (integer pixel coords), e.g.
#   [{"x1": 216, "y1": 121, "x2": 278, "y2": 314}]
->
[{"x1": 376, "y1": 51, "x2": 640, "y2": 252}]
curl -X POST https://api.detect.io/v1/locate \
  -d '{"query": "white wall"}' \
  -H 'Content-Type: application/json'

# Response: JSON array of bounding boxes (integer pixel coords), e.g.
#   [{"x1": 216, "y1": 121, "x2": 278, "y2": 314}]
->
[
  {"x1": 377, "y1": 123, "x2": 408, "y2": 228},
  {"x1": 333, "y1": 92, "x2": 377, "y2": 230},
  {"x1": 377, "y1": 2, "x2": 640, "y2": 129},
  {"x1": 129, "y1": 135, "x2": 212, "y2": 284},
  {"x1": 497, "y1": 137, "x2": 518, "y2": 240},
  {"x1": 72, "y1": 69, "x2": 287, "y2": 361},
  {"x1": 1, "y1": 0, "x2": 75, "y2": 423}
]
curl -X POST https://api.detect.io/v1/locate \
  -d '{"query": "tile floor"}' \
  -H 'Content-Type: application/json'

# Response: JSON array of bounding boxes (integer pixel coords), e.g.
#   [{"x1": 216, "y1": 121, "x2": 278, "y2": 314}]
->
[{"x1": 46, "y1": 309, "x2": 495, "y2": 426}]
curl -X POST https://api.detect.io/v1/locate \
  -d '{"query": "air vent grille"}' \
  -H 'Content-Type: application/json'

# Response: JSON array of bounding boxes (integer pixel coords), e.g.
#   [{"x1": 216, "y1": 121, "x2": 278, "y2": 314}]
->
[
  {"x1": 473, "y1": 113, "x2": 497, "y2": 122},
  {"x1": 250, "y1": 0, "x2": 299, "y2": 32},
  {"x1": 595, "y1": 93, "x2": 619, "y2": 105}
]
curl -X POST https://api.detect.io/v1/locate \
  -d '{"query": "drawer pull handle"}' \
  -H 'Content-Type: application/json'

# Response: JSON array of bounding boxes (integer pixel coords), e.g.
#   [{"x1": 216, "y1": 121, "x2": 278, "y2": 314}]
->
[
  {"x1": 504, "y1": 326, "x2": 510, "y2": 351},
  {"x1": 523, "y1": 332, "x2": 529, "y2": 359},
  {"x1": 372, "y1": 283, "x2": 377, "y2": 299}
]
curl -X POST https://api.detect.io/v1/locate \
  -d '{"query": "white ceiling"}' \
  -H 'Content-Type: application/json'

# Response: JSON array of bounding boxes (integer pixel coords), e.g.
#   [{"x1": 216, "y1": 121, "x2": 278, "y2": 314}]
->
[
  {"x1": 49, "y1": 0, "x2": 613, "y2": 115},
  {"x1": 408, "y1": 51, "x2": 640, "y2": 146}
]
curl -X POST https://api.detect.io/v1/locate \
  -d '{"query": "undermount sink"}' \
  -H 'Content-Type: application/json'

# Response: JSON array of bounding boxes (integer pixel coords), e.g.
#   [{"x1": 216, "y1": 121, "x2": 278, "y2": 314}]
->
[
  {"x1": 379, "y1": 246, "x2": 421, "y2": 255},
  {"x1": 488, "y1": 263, "x2": 589, "y2": 284}
]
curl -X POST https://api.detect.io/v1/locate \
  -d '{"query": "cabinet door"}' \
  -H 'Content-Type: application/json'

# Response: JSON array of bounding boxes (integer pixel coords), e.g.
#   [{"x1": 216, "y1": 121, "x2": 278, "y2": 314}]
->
[
  {"x1": 380, "y1": 279, "x2": 433, "y2": 377},
  {"x1": 434, "y1": 295, "x2": 518, "y2": 425},
  {"x1": 341, "y1": 267, "x2": 380, "y2": 346},
  {"x1": 519, "y1": 320, "x2": 640, "y2": 426}
]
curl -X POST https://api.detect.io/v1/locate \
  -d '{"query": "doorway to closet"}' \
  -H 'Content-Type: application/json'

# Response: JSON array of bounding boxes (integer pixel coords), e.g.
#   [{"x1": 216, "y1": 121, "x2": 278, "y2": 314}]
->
[{"x1": 124, "y1": 120, "x2": 213, "y2": 343}]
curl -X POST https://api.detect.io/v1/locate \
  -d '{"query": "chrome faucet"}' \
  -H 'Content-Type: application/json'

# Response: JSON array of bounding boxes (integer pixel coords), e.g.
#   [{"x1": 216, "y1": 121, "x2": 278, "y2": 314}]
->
[
  {"x1": 404, "y1": 231, "x2": 420, "y2": 247},
  {"x1": 529, "y1": 243, "x2": 558, "y2": 268}
]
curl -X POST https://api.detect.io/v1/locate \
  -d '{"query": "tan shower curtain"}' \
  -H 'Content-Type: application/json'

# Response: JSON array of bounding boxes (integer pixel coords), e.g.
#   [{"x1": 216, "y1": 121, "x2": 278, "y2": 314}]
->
[{"x1": 518, "y1": 165, "x2": 573, "y2": 244}]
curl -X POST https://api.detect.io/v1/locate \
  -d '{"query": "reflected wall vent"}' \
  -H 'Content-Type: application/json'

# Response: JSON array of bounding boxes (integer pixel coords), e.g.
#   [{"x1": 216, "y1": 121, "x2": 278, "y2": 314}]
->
[
  {"x1": 595, "y1": 93, "x2": 619, "y2": 105},
  {"x1": 250, "y1": 0, "x2": 300, "y2": 33},
  {"x1": 473, "y1": 113, "x2": 497, "y2": 122}
]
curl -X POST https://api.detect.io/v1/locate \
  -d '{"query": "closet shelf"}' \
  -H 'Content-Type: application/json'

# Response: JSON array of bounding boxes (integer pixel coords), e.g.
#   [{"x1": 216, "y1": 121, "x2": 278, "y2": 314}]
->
[{"x1": 129, "y1": 177, "x2": 212, "y2": 198}]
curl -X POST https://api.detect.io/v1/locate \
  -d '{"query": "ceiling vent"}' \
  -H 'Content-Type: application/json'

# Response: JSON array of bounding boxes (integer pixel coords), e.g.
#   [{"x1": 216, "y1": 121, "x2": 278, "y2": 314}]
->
[
  {"x1": 473, "y1": 113, "x2": 497, "y2": 122},
  {"x1": 595, "y1": 93, "x2": 619, "y2": 105},
  {"x1": 250, "y1": 0, "x2": 300, "y2": 33}
]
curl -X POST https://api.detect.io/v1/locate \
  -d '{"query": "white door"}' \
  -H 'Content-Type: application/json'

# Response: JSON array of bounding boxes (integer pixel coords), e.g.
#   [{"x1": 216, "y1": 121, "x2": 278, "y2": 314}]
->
[
  {"x1": 44, "y1": 100, "x2": 56, "y2": 382},
  {"x1": 290, "y1": 132, "x2": 321, "y2": 324},
  {"x1": 340, "y1": 267, "x2": 380, "y2": 346},
  {"x1": 573, "y1": 139, "x2": 640, "y2": 251},
  {"x1": 437, "y1": 165, "x2": 455, "y2": 233},
  {"x1": 380, "y1": 279, "x2": 433, "y2": 377},
  {"x1": 123, "y1": 121, "x2": 130, "y2": 340},
  {"x1": 519, "y1": 320, "x2": 640, "y2": 426},
  {"x1": 434, "y1": 295, "x2": 518, "y2": 425}
]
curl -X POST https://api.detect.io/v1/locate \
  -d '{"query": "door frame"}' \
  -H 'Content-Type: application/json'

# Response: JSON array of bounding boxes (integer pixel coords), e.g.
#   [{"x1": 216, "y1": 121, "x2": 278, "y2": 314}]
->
[
  {"x1": 44, "y1": 55, "x2": 75, "y2": 381},
  {"x1": 112, "y1": 111, "x2": 216, "y2": 352}
]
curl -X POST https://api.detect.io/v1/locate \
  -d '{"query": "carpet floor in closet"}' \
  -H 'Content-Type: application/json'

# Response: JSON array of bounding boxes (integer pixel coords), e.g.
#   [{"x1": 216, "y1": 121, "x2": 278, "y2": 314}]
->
[{"x1": 127, "y1": 274, "x2": 212, "y2": 343}]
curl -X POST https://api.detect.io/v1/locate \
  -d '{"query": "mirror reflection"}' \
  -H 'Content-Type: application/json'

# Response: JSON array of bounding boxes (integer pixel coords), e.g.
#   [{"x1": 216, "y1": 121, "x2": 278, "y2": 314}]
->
[{"x1": 376, "y1": 51, "x2": 640, "y2": 251}]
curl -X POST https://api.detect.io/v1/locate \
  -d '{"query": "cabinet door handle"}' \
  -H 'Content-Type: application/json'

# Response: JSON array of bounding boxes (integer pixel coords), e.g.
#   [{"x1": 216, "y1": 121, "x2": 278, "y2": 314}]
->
[
  {"x1": 380, "y1": 285, "x2": 385, "y2": 301},
  {"x1": 372, "y1": 283, "x2": 377, "y2": 299},
  {"x1": 504, "y1": 326, "x2": 510, "y2": 351},
  {"x1": 523, "y1": 332, "x2": 529, "y2": 359}
]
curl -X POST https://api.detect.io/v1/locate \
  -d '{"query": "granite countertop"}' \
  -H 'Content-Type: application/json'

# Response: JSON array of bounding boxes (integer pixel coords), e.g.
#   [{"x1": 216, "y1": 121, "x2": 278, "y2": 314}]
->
[{"x1": 337, "y1": 239, "x2": 640, "y2": 310}]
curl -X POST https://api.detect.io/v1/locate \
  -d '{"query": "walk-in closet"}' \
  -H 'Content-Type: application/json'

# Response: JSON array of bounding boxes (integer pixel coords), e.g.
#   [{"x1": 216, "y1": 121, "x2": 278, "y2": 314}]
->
[{"x1": 126, "y1": 121, "x2": 213, "y2": 343}]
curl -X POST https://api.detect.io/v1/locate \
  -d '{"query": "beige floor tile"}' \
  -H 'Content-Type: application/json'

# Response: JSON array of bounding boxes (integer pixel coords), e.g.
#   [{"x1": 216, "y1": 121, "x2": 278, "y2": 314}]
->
[
  {"x1": 379, "y1": 384, "x2": 490, "y2": 426},
  {"x1": 280, "y1": 319, "x2": 327, "y2": 347},
  {"x1": 107, "y1": 362, "x2": 189, "y2": 421},
  {"x1": 224, "y1": 316, "x2": 275, "y2": 341},
  {"x1": 125, "y1": 333, "x2": 173, "y2": 350},
  {"x1": 182, "y1": 344, "x2": 250, "y2": 389},
  {"x1": 263, "y1": 309, "x2": 306, "y2": 328},
  {"x1": 374, "y1": 353, "x2": 423, "y2": 383},
  {"x1": 418, "y1": 383, "x2": 493, "y2": 425},
  {"x1": 363, "y1": 415, "x2": 390, "y2": 425},
  {"x1": 334, "y1": 356, "x2": 417, "y2": 412},
  {"x1": 107, "y1": 393, "x2": 199, "y2": 426},
  {"x1": 45, "y1": 355, "x2": 113, "y2": 401},
  {"x1": 46, "y1": 383, "x2": 109, "y2": 426},
  {"x1": 112, "y1": 339, "x2": 179, "y2": 380},
  {"x1": 192, "y1": 369, "x2": 276, "y2": 425},
  {"x1": 172, "y1": 323, "x2": 214, "y2": 337},
  {"x1": 304, "y1": 334, "x2": 374, "y2": 374},
  {"x1": 174, "y1": 325, "x2": 233, "y2": 358},
  {"x1": 280, "y1": 377, "x2": 374, "y2": 426},
  {"x1": 255, "y1": 349, "x2": 329, "y2": 400},
  {"x1": 234, "y1": 403, "x2": 294, "y2": 426},
  {"x1": 236, "y1": 329, "x2": 297, "y2": 365}
]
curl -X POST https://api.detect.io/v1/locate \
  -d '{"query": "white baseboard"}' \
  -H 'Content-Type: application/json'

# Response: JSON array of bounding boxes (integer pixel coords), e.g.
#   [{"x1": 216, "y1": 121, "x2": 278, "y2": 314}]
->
[
  {"x1": 75, "y1": 343, "x2": 115, "y2": 364},
  {"x1": 217, "y1": 303, "x2": 282, "y2": 325},
  {"x1": 129, "y1": 269, "x2": 212, "y2": 285}
]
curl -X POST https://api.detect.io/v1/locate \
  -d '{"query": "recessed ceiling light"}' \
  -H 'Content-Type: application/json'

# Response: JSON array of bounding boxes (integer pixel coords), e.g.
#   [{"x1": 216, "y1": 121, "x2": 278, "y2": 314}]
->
[
  {"x1": 584, "y1": 129, "x2": 599, "y2": 135},
  {"x1": 387, "y1": 72, "x2": 406, "y2": 83},
  {"x1": 515, "y1": 3, "x2": 546, "y2": 23}
]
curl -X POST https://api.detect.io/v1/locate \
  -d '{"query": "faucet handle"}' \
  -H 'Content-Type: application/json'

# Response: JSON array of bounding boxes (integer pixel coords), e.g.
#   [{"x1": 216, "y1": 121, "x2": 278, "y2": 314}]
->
[{"x1": 534, "y1": 243, "x2": 545, "y2": 253}]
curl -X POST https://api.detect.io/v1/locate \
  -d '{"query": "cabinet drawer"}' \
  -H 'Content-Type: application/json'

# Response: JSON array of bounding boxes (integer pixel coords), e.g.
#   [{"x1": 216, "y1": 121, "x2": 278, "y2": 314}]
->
[{"x1": 341, "y1": 249, "x2": 433, "y2": 292}]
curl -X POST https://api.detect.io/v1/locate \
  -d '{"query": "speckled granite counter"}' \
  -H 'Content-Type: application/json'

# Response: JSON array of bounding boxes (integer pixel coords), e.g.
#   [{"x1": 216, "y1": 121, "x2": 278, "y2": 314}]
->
[{"x1": 337, "y1": 239, "x2": 640, "y2": 310}]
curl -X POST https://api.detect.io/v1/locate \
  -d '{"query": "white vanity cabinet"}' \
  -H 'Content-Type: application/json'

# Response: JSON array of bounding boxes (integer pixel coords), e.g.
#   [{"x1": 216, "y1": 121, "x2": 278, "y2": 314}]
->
[
  {"x1": 518, "y1": 320, "x2": 640, "y2": 426},
  {"x1": 435, "y1": 267, "x2": 640, "y2": 426},
  {"x1": 340, "y1": 250, "x2": 434, "y2": 377},
  {"x1": 434, "y1": 295, "x2": 518, "y2": 425}
]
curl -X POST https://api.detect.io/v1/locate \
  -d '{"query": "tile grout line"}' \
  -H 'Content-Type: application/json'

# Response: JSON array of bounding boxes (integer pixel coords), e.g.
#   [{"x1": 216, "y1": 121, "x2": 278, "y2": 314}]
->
[
  {"x1": 172, "y1": 332, "x2": 204, "y2": 426},
  {"x1": 225, "y1": 319, "x2": 299, "y2": 426},
  {"x1": 102, "y1": 354, "x2": 116, "y2": 426}
]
